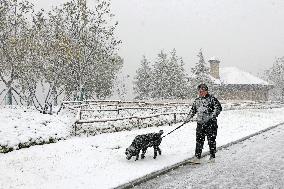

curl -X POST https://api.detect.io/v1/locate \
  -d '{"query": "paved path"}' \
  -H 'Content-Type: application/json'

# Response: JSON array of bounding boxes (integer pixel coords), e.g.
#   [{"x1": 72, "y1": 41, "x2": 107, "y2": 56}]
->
[{"x1": 134, "y1": 125, "x2": 284, "y2": 189}]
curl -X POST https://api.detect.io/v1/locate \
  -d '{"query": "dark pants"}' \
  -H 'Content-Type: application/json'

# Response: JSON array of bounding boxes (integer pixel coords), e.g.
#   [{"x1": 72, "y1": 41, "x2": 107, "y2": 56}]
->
[{"x1": 195, "y1": 121, "x2": 218, "y2": 158}]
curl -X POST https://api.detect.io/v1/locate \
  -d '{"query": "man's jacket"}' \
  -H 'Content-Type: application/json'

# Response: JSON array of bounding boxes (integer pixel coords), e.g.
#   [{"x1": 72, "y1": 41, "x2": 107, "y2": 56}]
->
[{"x1": 188, "y1": 94, "x2": 222, "y2": 124}]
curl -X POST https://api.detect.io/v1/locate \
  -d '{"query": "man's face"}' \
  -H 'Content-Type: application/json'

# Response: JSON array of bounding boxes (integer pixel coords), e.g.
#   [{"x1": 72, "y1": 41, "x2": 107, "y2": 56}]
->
[{"x1": 198, "y1": 89, "x2": 208, "y2": 97}]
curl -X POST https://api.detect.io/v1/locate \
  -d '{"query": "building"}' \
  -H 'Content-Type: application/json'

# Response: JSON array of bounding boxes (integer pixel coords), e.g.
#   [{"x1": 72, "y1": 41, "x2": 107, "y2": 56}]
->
[{"x1": 208, "y1": 57, "x2": 273, "y2": 101}]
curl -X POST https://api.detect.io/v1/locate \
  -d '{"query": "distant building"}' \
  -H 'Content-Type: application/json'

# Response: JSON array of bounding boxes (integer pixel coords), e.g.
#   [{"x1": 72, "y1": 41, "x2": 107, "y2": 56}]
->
[{"x1": 208, "y1": 57, "x2": 273, "y2": 101}]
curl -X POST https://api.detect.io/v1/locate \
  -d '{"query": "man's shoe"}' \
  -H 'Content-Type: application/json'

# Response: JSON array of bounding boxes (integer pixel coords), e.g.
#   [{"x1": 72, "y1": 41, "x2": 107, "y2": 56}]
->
[
  {"x1": 208, "y1": 156, "x2": 215, "y2": 163},
  {"x1": 189, "y1": 156, "x2": 201, "y2": 164}
]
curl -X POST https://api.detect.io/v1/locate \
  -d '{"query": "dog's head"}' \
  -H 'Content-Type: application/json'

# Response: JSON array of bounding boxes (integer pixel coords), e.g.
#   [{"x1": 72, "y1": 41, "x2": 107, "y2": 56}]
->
[{"x1": 125, "y1": 146, "x2": 136, "y2": 160}]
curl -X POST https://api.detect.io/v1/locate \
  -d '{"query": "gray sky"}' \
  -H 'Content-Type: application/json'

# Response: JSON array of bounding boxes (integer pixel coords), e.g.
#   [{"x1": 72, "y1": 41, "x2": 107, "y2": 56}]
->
[{"x1": 32, "y1": 0, "x2": 284, "y2": 76}]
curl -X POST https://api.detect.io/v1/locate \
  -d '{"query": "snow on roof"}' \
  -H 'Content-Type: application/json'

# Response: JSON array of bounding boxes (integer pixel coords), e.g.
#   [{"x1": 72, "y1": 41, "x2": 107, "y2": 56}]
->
[
  {"x1": 214, "y1": 67, "x2": 270, "y2": 85},
  {"x1": 208, "y1": 56, "x2": 220, "y2": 62}
]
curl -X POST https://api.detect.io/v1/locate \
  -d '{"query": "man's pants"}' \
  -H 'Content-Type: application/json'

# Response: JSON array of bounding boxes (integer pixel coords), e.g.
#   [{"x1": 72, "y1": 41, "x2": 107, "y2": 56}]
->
[{"x1": 195, "y1": 121, "x2": 218, "y2": 158}]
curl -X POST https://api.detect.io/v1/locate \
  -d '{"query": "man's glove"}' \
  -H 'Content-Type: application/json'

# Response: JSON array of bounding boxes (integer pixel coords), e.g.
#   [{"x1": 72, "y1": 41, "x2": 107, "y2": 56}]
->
[{"x1": 184, "y1": 115, "x2": 193, "y2": 123}]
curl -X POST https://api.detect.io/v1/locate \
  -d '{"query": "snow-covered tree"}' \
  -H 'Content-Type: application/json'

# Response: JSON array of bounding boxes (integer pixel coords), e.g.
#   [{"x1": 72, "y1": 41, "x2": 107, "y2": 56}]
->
[
  {"x1": 0, "y1": 0, "x2": 123, "y2": 111},
  {"x1": 168, "y1": 49, "x2": 189, "y2": 99},
  {"x1": 151, "y1": 49, "x2": 189, "y2": 100},
  {"x1": 151, "y1": 51, "x2": 169, "y2": 99},
  {"x1": 27, "y1": 7, "x2": 86, "y2": 111},
  {"x1": 189, "y1": 49, "x2": 213, "y2": 97},
  {"x1": 0, "y1": 0, "x2": 34, "y2": 105},
  {"x1": 47, "y1": 0, "x2": 123, "y2": 100},
  {"x1": 267, "y1": 57, "x2": 284, "y2": 101},
  {"x1": 112, "y1": 70, "x2": 129, "y2": 101},
  {"x1": 133, "y1": 56, "x2": 152, "y2": 100}
]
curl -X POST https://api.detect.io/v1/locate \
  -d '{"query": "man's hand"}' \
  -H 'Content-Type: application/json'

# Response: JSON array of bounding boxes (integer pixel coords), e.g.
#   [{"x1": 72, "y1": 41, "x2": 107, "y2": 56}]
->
[{"x1": 184, "y1": 115, "x2": 193, "y2": 123}]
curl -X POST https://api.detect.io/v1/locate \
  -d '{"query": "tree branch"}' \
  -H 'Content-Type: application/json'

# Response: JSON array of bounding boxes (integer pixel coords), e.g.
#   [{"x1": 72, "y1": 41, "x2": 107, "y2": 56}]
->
[{"x1": 0, "y1": 89, "x2": 6, "y2": 96}]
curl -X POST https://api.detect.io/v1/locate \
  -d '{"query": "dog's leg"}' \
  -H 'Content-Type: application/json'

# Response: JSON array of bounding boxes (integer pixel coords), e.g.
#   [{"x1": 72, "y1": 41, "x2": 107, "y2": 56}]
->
[
  {"x1": 141, "y1": 148, "x2": 147, "y2": 159},
  {"x1": 157, "y1": 147, "x2": 162, "y2": 155},
  {"x1": 153, "y1": 147, "x2": 158, "y2": 159},
  {"x1": 135, "y1": 150, "x2": 140, "y2": 161}
]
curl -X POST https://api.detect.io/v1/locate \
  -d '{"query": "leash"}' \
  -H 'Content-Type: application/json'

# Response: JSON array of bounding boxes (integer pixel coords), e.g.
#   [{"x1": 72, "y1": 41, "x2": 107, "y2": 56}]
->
[{"x1": 161, "y1": 121, "x2": 191, "y2": 139}]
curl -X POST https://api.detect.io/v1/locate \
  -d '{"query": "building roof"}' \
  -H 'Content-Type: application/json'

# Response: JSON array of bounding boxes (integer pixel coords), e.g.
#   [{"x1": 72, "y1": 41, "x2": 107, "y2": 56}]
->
[
  {"x1": 208, "y1": 56, "x2": 220, "y2": 62},
  {"x1": 211, "y1": 67, "x2": 271, "y2": 85}
]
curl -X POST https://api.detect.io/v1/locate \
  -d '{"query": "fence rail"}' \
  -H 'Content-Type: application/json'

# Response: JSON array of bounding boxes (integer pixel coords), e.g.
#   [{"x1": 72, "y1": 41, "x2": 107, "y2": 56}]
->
[
  {"x1": 76, "y1": 111, "x2": 188, "y2": 124},
  {"x1": 59, "y1": 100, "x2": 284, "y2": 136},
  {"x1": 60, "y1": 101, "x2": 284, "y2": 135}
]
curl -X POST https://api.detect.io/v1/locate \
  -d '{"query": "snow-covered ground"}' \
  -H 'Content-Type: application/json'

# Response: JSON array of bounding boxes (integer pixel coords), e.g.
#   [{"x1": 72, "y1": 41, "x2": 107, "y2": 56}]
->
[
  {"x1": 134, "y1": 122, "x2": 284, "y2": 189},
  {"x1": 0, "y1": 107, "x2": 284, "y2": 189}
]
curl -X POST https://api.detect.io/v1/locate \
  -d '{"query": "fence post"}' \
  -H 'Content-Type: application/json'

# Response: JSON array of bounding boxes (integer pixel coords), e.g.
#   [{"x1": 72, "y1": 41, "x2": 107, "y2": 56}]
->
[
  {"x1": 74, "y1": 108, "x2": 81, "y2": 136},
  {"x1": 56, "y1": 102, "x2": 63, "y2": 114},
  {"x1": 74, "y1": 122, "x2": 77, "y2": 136}
]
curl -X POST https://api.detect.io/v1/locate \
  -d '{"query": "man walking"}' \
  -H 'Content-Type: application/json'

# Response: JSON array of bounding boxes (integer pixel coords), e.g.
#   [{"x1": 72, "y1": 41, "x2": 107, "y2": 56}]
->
[{"x1": 186, "y1": 84, "x2": 222, "y2": 163}]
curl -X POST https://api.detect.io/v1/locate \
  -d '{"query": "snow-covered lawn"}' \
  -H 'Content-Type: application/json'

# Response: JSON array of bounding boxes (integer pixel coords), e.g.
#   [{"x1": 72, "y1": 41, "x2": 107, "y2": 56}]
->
[
  {"x1": 0, "y1": 106, "x2": 76, "y2": 153},
  {"x1": 0, "y1": 107, "x2": 284, "y2": 189}
]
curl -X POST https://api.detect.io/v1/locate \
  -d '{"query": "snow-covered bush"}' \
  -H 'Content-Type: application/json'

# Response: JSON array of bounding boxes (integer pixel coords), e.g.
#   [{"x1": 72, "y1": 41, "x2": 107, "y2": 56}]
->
[{"x1": 0, "y1": 106, "x2": 76, "y2": 153}]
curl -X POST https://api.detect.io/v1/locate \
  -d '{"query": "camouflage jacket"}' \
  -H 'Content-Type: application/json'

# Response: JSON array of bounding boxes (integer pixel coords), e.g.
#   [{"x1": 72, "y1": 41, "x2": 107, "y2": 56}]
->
[{"x1": 188, "y1": 94, "x2": 222, "y2": 124}]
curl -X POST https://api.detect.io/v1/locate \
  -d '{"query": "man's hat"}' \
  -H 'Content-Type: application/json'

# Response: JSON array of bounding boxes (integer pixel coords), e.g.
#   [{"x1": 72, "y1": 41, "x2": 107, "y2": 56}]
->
[{"x1": 197, "y1": 83, "x2": 208, "y2": 91}]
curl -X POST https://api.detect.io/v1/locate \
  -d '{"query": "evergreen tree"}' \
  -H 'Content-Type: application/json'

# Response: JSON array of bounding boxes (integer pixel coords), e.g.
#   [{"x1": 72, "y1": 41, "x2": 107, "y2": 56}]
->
[
  {"x1": 267, "y1": 57, "x2": 284, "y2": 101},
  {"x1": 169, "y1": 49, "x2": 189, "y2": 99},
  {"x1": 189, "y1": 49, "x2": 213, "y2": 97},
  {"x1": 112, "y1": 70, "x2": 128, "y2": 100},
  {"x1": 151, "y1": 49, "x2": 189, "y2": 100},
  {"x1": 151, "y1": 51, "x2": 169, "y2": 99},
  {"x1": 133, "y1": 56, "x2": 152, "y2": 100}
]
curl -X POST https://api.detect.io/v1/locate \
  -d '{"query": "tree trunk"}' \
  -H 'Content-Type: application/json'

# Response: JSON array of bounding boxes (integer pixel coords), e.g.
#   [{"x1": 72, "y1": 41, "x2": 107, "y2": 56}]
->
[
  {"x1": 281, "y1": 88, "x2": 284, "y2": 102},
  {"x1": 6, "y1": 87, "x2": 12, "y2": 105},
  {"x1": 52, "y1": 86, "x2": 58, "y2": 106}
]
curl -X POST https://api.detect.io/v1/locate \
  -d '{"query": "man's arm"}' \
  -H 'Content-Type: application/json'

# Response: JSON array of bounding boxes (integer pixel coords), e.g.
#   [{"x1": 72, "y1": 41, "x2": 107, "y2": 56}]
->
[
  {"x1": 212, "y1": 97, "x2": 222, "y2": 118},
  {"x1": 185, "y1": 100, "x2": 197, "y2": 123}
]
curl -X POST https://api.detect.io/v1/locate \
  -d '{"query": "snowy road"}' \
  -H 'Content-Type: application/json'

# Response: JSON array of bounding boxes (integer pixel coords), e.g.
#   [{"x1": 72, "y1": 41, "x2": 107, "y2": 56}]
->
[{"x1": 134, "y1": 125, "x2": 284, "y2": 189}]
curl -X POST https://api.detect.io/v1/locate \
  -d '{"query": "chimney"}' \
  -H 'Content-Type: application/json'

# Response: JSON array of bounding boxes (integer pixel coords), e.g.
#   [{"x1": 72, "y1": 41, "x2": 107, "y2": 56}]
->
[{"x1": 209, "y1": 57, "x2": 220, "y2": 79}]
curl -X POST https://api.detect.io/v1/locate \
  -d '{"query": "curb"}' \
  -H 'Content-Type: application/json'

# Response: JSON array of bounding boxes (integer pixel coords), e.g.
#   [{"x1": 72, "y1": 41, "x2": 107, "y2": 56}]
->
[{"x1": 114, "y1": 122, "x2": 284, "y2": 189}]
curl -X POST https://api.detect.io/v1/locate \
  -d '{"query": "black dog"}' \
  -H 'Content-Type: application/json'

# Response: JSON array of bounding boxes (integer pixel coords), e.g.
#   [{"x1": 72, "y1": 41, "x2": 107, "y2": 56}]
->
[{"x1": 125, "y1": 130, "x2": 164, "y2": 161}]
